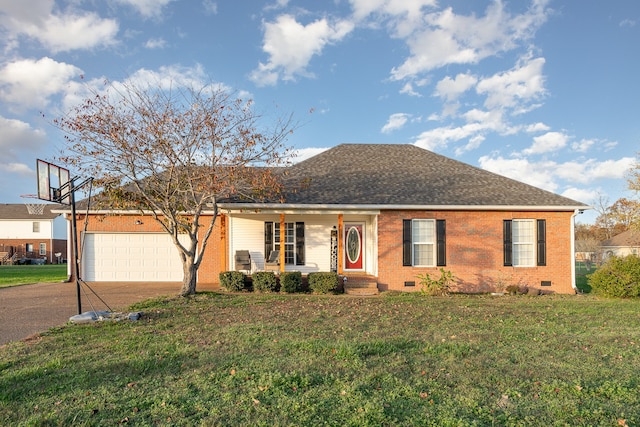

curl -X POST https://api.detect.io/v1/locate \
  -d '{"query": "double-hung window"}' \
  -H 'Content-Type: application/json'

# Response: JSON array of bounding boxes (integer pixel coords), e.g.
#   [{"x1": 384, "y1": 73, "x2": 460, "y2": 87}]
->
[
  {"x1": 265, "y1": 221, "x2": 305, "y2": 266},
  {"x1": 504, "y1": 219, "x2": 546, "y2": 267},
  {"x1": 403, "y1": 219, "x2": 446, "y2": 267},
  {"x1": 39, "y1": 243, "x2": 47, "y2": 256}
]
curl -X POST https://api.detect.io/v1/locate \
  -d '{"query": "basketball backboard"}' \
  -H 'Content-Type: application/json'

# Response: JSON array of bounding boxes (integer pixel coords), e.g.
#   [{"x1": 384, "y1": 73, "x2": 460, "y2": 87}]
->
[{"x1": 37, "y1": 159, "x2": 71, "y2": 204}]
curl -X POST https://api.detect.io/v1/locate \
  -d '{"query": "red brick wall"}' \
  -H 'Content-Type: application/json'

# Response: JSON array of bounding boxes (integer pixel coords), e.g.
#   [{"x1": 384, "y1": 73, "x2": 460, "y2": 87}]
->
[
  {"x1": 0, "y1": 238, "x2": 67, "y2": 264},
  {"x1": 377, "y1": 210, "x2": 576, "y2": 294},
  {"x1": 74, "y1": 213, "x2": 223, "y2": 285}
]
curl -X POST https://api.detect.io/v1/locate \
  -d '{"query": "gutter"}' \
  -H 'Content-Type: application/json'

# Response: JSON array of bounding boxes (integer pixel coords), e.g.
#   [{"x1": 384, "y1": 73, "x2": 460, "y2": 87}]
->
[
  {"x1": 218, "y1": 203, "x2": 591, "y2": 212},
  {"x1": 53, "y1": 203, "x2": 592, "y2": 215}
]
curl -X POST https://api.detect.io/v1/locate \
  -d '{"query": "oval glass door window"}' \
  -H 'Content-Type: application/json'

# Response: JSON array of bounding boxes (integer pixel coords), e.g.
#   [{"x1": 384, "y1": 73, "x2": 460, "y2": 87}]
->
[{"x1": 346, "y1": 226, "x2": 361, "y2": 264}]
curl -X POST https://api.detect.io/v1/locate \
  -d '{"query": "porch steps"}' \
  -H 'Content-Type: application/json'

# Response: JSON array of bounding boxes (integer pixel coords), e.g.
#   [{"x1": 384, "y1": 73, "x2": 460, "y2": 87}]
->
[{"x1": 343, "y1": 275, "x2": 379, "y2": 296}]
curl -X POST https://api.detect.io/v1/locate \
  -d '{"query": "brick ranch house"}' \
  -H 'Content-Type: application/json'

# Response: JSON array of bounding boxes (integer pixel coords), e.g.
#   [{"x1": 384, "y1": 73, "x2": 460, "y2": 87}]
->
[{"x1": 57, "y1": 144, "x2": 589, "y2": 294}]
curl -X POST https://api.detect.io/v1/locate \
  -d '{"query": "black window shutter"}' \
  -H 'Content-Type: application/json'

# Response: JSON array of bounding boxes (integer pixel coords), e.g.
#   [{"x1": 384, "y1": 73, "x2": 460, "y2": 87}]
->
[
  {"x1": 436, "y1": 219, "x2": 446, "y2": 266},
  {"x1": 295, "y1": 222, "x2": 305, "y2": 265},
  {"x1": 503, "y1": 220, "x2": 513, "y2": 266},
  {"x1": 403, "y1": 220, "x2": 412, "y2": 266},
  {"x1": 537, "y1": 219, "x2": 546, "y2": 266},
  {"x1": 264, "y1": 222, "x2": 273, "y2": 259}
]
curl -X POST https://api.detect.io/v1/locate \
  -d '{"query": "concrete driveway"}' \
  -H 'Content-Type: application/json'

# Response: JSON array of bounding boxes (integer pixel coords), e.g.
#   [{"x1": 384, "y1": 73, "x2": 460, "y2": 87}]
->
[{"x1": 0, "y1": 281, "x2": 218, "y2": 345}]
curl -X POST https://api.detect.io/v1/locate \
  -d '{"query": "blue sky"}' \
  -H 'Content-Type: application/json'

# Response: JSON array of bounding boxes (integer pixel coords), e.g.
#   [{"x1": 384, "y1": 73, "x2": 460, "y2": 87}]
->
[{"x1": 1, "y1": 0, "x2": 638, "y2": 223}]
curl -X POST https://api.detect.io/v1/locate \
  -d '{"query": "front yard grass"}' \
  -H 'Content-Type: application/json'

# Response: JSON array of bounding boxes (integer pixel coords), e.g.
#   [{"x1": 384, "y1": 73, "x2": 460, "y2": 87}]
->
[
  {"x1": 1, "y1": 293, "x2": 639, "y2": 426},
  {"x1": 0, "y1": 264, "x2": 67, "y2": 288}
]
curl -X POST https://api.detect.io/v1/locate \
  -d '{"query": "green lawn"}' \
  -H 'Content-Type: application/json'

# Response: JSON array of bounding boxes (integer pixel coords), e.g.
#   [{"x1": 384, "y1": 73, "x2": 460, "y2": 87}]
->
[
  {"x1": 1, "y1": 292, "x2": 639, "y2": 426},
  {"x1": 575, "y1": 261, "x2": 597, "y2": 293},
  {"x1": 0, "y1": 264, "x2": 67, "y2": 287}
]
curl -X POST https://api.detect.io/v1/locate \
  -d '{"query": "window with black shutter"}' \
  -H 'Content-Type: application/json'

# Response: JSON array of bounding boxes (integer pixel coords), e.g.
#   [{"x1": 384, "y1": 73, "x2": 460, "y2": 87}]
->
[
  {"x1": 504, "y1": 219, "x2": 546, "y2": 267},
  {"x1": 537, "y1": 219, "x2": 546, "y2": 266},
  {"x1": 403, "y1": 219, "x2": 446, "y2": 267},
  {"x1": 264, "y1": 221, "x2": 305, "y2": 265}
]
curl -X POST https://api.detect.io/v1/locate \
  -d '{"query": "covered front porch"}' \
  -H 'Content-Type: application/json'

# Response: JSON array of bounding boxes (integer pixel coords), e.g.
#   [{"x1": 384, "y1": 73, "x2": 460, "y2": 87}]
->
[{"x1": 221, "y1": 209, "x2": 379, "y2": 282}]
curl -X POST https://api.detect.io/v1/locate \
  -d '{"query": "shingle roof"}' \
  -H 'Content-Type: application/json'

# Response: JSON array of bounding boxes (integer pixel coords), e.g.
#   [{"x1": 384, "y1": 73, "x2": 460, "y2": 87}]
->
[
  {"x1": 601, "y1": 230, "x2": 640, "y2": 247},
  {"x1": 279, "y1": 144, "x2": 588, "y2": 208},
  {"x1": 0, "y1": 203, "x2": 63, "y2": 220}
]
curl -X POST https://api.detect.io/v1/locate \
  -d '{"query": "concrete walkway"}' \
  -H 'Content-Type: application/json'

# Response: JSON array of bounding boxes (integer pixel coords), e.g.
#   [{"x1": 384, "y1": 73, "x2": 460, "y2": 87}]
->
[{"x1": 0, "y1": 281, "x2": 217, "y2": 345}]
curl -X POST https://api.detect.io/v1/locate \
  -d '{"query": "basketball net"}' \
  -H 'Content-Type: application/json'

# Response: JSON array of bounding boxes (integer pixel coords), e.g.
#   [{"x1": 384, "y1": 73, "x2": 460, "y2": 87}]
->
[{"x1": 20, "y1": 194, "x2": 46, "y2": 215}]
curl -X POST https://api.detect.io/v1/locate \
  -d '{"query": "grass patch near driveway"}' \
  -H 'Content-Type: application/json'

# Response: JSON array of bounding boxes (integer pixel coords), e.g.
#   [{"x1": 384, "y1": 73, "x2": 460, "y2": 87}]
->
[
  {"x1": 1, "y1": 293, "x2": 639, "y2": 425},
  {"x1": 0, "y1": 264, "x2": 67, "y2": 287}
]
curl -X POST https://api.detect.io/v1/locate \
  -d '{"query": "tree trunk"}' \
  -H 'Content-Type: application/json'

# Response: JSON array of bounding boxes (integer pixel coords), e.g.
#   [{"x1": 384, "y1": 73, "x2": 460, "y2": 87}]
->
[{"x1": 180, "y1": 258, "x2": 198, "y2": 296}]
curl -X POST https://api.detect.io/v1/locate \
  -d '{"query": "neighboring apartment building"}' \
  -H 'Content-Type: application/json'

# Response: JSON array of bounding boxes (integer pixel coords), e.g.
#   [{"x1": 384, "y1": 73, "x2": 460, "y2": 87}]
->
[{"x1": 0, "y1": 203, "x2": 67, "y2": 264}]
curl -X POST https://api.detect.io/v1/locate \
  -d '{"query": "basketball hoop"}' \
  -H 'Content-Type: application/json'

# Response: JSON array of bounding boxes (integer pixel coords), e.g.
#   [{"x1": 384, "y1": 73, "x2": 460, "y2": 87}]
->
[{"x1": 20, "y1": 194, "x2": 46, "y2": 215}]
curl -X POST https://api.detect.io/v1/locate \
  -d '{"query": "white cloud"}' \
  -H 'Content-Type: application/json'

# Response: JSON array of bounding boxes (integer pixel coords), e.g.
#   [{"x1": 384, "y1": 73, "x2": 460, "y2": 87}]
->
[
  {"x1": 349, "y1": 0, "x2": 438, "y2": 37},
  {"x1": 478, "y1": 154, "x2": 559, "y2": 192},
  {"x1": 381, "y1": 113, "x2": 411, "y2": 133},
  {"x1": 620, "y1": 19, "x2": 636, "y2": 28},
  {"x1": 525, "y1": 122, "x2": 550, "y2": 133},
  {"x1": 523, "y1": 131, "x2": 568, "y2": 155},
  {"x1": 124, "y1": 64, "x2": 210, "y2": 90},
  {"x1": 0, "y1": 162, "x2": 32, "y2": 177},
  {"x1": 390, "y1": 1, "x2": 550, "y2": 80},
  {"x1": 0, "y1": 2, "x2": 118, "y2": 53},
  {"x1": 0, "y1": 57, "x2": 82, "y2": 110},
  {"x1": 476, "y1": 57, "x2": 546, "y2": 110},
  {"x1": 455, "y1": 134, "x2": 485, "y2": 156},
  {"x1": 203, "y1": 0, "x2": 218, "y2": 15},
  {"x1": 399, "y1": 78, "x2": 429, "y2": 97},
  {"x1": 414, "y1": 123, "x2": 486, "y2": 151},
  {"x1": 250, "y1": 14, "x2": 354, "y2": 86},
  {"x1": 414, "y1": 108, "x2": 508, "y2": 151},
  {"x1": 584, "y1": 157, "x2": 636, "y2": 180},
  {"x1": 571, "y1": 138, "x2": 596, "y2": 153},
  {"x1": 0, "y1": 116, "x2": 48, "y2": 161},
  {"x1": 434, "y1": 72, "x2": 477, "y2": 102},
  {"x1": 478, "y1": 154, "x2": 636, "y2": 194},
  {"x1": 291, "y1": 147, "x2": 330, "y2": 163},
  {"x1": 145, "y1": 38, "x2": 168, "y2": 49},
  {"x1": 59, "y1": 64, "x2": 219, "y2": 113},
  {"x1": 561, "y1": 187, "x2": 596, "y2": 204},
  {"x1": 115, "y1": 0, "x2": 176, "y2": 19}
]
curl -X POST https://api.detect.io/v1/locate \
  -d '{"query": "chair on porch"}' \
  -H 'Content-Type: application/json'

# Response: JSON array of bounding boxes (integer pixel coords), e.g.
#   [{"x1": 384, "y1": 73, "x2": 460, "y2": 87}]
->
[
  {"x1": 264, "y1": 250, "x2": 280, "y2": 272},
  {"x1": 235, "y1": 250, "x2": 251, "y2": 272}
]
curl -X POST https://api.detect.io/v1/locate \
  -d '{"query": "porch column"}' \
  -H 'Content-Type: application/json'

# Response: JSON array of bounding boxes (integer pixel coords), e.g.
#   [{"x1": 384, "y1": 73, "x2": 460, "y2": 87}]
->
[
  {"x1": 279, "y1": 213, "x2": 285, "y2": 273},
  {"x1": 337, "y1": 214, "x2": 343, "y2": 275},
  {"x1": 220, "y1": 214, "x2": 227, "y2": 271}
]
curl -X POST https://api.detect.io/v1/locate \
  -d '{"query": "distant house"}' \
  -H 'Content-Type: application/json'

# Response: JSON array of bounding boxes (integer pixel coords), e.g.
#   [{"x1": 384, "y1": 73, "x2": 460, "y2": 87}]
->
[
  {"x1": 0, "y1": 204, "x2": 67, "y2": 265},
  {"x1": 600, "y1": 229, "x2": 640, "y2": 260},
  {"x1": 58, "y1": 144, "x2": 589, "y2": 294}
]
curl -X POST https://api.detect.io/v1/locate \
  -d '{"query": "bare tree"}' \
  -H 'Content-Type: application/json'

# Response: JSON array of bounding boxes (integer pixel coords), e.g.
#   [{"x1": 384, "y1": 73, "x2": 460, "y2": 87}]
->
[
  {"x1": 627, "y1": 152, "x2": 640, "y2": 230},
  {"x1": 593, "y1": 193, "x2": 615, "y2": 239},
  {"x1": 55, "y1": 80, "x2": 295, "y2": 296}
]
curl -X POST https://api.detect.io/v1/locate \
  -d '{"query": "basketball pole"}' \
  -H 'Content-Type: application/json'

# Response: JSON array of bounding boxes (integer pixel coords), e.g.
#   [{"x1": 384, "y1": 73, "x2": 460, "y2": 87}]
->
[
  {"x1": 61, "y1": 176, "x2": 92, "y2": 315},
  {"x1": 69, "y1": 179, "x2": 82, "y2": 315}
]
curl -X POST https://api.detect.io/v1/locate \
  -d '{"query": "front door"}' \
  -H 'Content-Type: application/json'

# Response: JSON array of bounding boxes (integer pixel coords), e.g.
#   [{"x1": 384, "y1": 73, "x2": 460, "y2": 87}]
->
[{"x1": 344, "y1": 223, "x2": 364, "y2": 270}]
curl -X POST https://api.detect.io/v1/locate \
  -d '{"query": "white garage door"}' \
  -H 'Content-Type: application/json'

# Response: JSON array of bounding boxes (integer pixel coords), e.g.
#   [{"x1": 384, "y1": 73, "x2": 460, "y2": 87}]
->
[{"x1": 82, "y1": 233, "x2": 189, "y2": 281}]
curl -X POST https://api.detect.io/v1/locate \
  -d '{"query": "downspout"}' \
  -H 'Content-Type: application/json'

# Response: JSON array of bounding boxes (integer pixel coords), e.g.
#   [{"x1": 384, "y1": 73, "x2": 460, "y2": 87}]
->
[
  {"x1": 64, "y1": 213, "x2": 73, "y2": 283},
  {"x1": 570, "y1": 209, "x2": 581, "y2": 293}
]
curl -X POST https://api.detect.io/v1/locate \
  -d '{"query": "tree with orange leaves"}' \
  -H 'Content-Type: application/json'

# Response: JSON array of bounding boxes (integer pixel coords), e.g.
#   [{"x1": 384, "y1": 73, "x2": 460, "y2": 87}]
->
[{"x1": 55, "y1": 80, "x2": 296, "y2": 296}]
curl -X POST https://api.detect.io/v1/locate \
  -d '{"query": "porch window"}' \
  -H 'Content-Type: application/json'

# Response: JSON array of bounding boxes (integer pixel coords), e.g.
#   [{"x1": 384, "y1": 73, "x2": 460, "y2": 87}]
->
[
  {"x1": 504, "y1": 219, "x2": 546, "y2": 267},
  {"x1": 265, "y1": 222, "x2": 305, "y2": 266},
  {"x1": 39, "y1": 243, "x2": 46, "y2": 256},
  {"x1": 403, "y1": 219, "x2": 446, "y2": 267},
  {"x1": 26, "y1": 243, "x2": 34, "y2": 253}
]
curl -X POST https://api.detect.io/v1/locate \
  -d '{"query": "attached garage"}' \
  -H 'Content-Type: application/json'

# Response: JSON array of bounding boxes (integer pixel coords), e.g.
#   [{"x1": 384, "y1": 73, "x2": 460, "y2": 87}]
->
[{"x1": 81, "y1": 233, "x2": 188, "y2": 281}]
